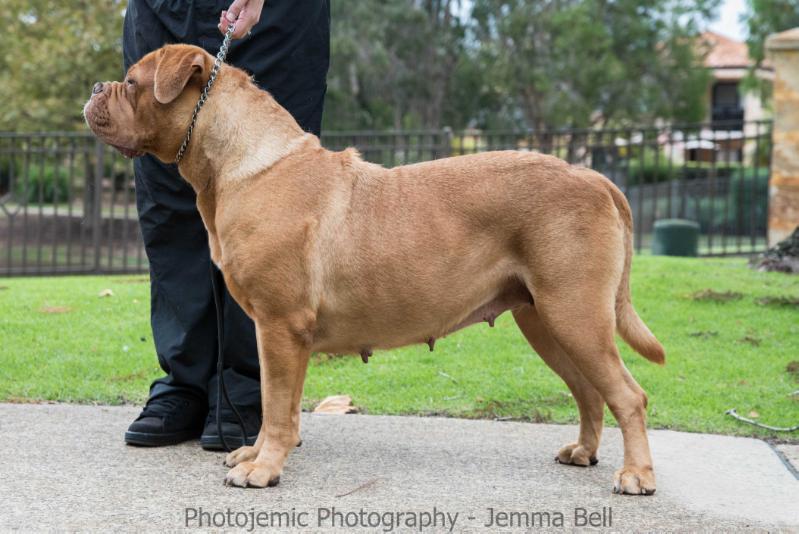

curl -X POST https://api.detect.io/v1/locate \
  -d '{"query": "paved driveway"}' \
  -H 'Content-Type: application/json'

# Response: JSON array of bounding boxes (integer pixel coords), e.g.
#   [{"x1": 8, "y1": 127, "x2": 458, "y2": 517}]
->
[{"x1": 1, "y1": 403, "x2": 796, "y2": 532}]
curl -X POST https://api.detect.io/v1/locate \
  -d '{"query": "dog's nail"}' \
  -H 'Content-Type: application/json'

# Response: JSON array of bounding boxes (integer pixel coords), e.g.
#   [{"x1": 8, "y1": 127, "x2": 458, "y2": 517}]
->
[
  {"x1": 360, "y1": 348, "x2": 372, "y2": 363},
  {"x1": 427, "y1": 337, "x2": 436, "y2": 351}
]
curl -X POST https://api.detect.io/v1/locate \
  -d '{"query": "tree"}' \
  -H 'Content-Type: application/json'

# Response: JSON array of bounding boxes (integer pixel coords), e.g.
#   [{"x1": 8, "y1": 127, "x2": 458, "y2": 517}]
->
[
  {"x1": 470, "y1": 0, "x2": 719, "y2": 129},
  {"x1": 324, "y1": 0, "x2": 467, "y2": 130},
  {"x1": 745, "y1": 0, "x2": 799, "y2": 66},
  {"x1": 0, "y1": 0, "x2": 126, "y2": 131},
  {"x1": 0, "y1": 0, "x2": 723, "y2": 133},
  {"x1": 743, "y1": 0, "x2": 799, "y2": 100}
]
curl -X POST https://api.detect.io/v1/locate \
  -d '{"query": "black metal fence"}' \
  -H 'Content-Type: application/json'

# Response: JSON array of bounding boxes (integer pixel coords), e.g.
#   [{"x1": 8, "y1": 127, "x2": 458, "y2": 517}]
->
[{"x1": 0, "y1": 121, "x2": 772, "y2": 276}]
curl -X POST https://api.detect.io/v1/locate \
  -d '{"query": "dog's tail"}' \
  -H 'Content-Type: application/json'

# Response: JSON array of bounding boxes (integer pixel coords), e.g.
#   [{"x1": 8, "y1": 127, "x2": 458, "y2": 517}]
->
[{"x1": 607, "y1": 182, "x2": 666, "y2": 365}]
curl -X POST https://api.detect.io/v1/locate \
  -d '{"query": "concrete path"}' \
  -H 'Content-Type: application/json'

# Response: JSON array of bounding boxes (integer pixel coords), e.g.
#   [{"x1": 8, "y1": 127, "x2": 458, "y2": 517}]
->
[{"x1": 0, "y1": 403, "x2": 796, "y2": 532}]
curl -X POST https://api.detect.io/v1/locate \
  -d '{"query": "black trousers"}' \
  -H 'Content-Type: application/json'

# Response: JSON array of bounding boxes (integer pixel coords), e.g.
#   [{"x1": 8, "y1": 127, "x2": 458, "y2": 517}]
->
[{"x1": 123, "y1": 0, "x2": 329, "y2": 416}]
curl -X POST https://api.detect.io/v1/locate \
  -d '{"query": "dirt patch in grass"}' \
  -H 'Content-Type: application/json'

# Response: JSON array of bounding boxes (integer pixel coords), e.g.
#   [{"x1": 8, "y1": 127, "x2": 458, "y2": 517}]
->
[
  {"x1": 787, "y1": 361, "x2": 799, "y2": 382},
  {"x1": 756, "y1": 296, "x2": 799, "y2": 308},
  {"x1": 468, "y1": 398, "x2": 554, "y2": 423},
  {"x1": 4, "y1": 397, "x2": 49, "y2": 404},
  {"x1": 688, "y1": 330, "x2": 718, "y2": 338},
  {"x1": 39, "y1": 306, "x2": 72, "y2": 314},
  {"x1": 109, "y1": 369, "x2": 151, "y2": 383},
  {"x1": 738, "y1": 335, "x2": 761, "y2": 346},
  {"x1": 690, "y1": 289, "x2": 743, "y2": 302}
]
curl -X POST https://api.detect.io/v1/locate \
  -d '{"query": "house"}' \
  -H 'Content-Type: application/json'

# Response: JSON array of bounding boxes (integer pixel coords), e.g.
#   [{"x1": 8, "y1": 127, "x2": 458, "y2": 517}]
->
[
  {"x1": 679, "y1": 32, "x2": 774, "y2": 163},
  {"x1": 699, "y1": 31, "x2": 773, "y2": 129}
]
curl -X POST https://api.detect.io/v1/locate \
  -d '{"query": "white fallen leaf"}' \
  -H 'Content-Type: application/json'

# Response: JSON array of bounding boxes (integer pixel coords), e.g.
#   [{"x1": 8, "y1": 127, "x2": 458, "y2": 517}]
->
[
  {"x1": 39, "y1": 306, "x2": 72, "y2": 314},
  {"x1": 313, "y1": 394, "x2": 358, "y2": 414}
]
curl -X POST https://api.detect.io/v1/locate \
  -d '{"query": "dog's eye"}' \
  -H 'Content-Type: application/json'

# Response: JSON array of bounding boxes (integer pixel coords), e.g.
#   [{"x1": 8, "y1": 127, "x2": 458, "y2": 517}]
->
[{"x1": 126, "y1": 78, "x2": 136, "y2": 86}]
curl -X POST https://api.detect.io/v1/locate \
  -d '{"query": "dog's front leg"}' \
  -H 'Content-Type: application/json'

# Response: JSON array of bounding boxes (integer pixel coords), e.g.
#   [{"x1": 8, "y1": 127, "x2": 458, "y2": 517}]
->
[
  {"x1": 224, "y1": 320, "x2": 310, "y2": 488},
  {"x1": 224, "y1": 339, "x2": 307, "y2": 468}
]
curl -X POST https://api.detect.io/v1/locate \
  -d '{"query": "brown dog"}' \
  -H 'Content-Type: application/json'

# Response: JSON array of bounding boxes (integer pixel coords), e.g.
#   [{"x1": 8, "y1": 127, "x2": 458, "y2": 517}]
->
[{"x1": 85, "y1": 44, "x2": 665, "y2": 495}]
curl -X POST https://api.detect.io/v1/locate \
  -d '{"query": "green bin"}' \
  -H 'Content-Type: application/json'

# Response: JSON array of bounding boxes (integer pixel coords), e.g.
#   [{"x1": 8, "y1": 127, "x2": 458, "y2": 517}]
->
[{"x1": 651, "y1": 219, "x2": 699, "y2": 257}]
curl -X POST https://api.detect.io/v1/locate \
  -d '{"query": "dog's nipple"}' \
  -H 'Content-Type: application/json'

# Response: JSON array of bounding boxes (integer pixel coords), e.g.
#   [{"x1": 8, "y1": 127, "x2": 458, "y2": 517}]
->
[
  {"x1": 486, "y1": 314, "x2": 496, "y2": 328},
  {"x1": 360, "y1": 348, "x2": 372, "y2": 364},
  {"x1": 427, "y1": 337, "x2": 436, "y2": 352}
]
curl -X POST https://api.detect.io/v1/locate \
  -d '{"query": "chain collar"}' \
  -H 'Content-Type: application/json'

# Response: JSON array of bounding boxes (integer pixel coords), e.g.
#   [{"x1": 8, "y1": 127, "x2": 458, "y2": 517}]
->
[{"x1": 174, "y1": 23, "x2": 236, "y2": 165}]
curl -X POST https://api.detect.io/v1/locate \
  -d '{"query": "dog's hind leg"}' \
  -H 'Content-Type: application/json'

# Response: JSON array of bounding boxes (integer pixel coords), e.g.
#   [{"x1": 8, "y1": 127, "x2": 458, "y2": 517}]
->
[
  {"x1": 224, "y1": 319, "x2": 311, "y2": 488},
  {"x1": 512, "y1": 305, "x2": 604, "y2": 467},
  {"x1": 530, "y1": 286, "x2": 656, "y2": 495}
]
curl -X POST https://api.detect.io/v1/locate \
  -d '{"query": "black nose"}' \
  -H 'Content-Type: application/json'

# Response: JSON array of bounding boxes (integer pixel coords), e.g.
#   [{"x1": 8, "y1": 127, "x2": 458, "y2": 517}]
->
[{"x1": 92, "y1": 82, "x2": 104, "y2": 95}]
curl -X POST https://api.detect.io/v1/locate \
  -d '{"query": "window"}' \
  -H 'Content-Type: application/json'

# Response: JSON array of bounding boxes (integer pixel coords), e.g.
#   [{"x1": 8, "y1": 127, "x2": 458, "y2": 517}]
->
[{"x1": 711, "y1": 82, "x2": 743, "y2": 130}]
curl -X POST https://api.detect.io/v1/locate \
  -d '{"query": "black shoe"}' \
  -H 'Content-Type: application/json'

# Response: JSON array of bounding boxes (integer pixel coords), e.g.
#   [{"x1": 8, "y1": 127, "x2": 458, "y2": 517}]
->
[
  {"x1": 200, "y1": 408, "x2": 261, "y2": 451},
  {"x1": 125, "y1": 393, "x2": 206, "y2": 447}
]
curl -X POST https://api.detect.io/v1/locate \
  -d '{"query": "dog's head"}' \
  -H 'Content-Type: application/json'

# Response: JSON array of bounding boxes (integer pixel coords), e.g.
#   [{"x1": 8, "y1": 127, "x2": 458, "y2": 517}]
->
[{"x1": 84, "y1": 44, "x2": 213, "y2": 162}]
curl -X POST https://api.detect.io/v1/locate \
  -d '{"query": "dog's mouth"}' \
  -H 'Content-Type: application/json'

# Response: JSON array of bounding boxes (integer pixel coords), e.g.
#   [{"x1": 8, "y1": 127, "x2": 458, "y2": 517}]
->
[
  {"x1": 111, "y1": 144, "x2": 145, "y2": 159},
  {"x1": 84, "y1": 96, "x2": 145, "y2": 159}
]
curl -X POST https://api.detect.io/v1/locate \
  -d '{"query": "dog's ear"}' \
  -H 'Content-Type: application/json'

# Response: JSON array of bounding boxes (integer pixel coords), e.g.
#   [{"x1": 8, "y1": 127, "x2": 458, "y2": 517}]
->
[{"x1": 153, "y1": 48, "x2": 207, "y2": 105}]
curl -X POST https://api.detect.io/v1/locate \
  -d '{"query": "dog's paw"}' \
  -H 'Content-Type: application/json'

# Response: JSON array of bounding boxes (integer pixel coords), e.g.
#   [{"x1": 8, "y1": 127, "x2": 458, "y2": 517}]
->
[
  {"x1": 555, "y1": 443, "x2": 598, "y2": 467},
  {"x1": 224, "y1": 445, "x2": 258, "y2": 467},
  {"x1": 224, "y1": 461, "x2": 281, "y2": 488},
  {"x1": 612, "y1": 466, "x2": 656, "y2": 495}
]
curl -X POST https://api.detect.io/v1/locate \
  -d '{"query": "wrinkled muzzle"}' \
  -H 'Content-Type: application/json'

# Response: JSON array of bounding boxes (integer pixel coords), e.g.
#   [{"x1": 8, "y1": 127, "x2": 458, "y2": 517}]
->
[{"x1": 83, "y1": 82, "x2": 144, "y2": 159}]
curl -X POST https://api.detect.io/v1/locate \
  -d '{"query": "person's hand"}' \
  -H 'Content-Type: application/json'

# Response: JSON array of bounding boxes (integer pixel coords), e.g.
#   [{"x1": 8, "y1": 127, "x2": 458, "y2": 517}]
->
[{"x1": 218, "y1": 0, "x2": 265, "y2": 39}]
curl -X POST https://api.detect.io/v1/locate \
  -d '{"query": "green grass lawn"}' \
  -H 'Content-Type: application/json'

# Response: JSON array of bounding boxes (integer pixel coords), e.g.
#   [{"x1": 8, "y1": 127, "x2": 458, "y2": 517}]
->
[{"x1": 1, "y1": 256, "x2": 797, "y2": 439}]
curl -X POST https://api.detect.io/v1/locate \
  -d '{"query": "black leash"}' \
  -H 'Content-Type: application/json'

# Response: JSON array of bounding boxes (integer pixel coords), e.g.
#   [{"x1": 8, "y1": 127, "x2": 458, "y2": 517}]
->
[
  {"x1": 210, "y1": 261, "x2": 249, "y2": 452},
  {"x1": 187, "y1": 21, "x2": 247, "y2": 454}
]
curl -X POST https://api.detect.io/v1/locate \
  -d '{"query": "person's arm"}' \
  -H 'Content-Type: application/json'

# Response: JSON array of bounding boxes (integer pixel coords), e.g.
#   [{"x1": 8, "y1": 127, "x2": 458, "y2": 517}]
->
[{"x1": 218, "y1": 0, "x2": 265, "y2": 39}]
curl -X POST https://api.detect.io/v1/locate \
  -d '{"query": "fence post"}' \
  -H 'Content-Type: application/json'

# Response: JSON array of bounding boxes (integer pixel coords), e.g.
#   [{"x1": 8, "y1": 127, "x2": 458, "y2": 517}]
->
[
  {"x1": 92, "y1": 138, "x2": 104, "y2": 272},
  {"x1": 766, "y1": 28, "x2": 799, "y2": 245},
  {"x1": 441, "y1": 126, "x2": 453, "y2": 158}
]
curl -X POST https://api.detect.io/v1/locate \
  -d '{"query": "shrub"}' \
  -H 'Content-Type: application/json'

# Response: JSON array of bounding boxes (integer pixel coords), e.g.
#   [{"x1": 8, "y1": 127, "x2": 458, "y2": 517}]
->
[
  {"x1": 24, "y1": 165, "x2": 70, "y2": 204},
  {"x1": 626, "y1": 161, "x2": 676, "y2": 185},
  {"x1": 694, "y1": 168, "x2": 769, "y2": 233},
  {"x1": 680, "y1": 164, "x2": 738, "y2": 181}
]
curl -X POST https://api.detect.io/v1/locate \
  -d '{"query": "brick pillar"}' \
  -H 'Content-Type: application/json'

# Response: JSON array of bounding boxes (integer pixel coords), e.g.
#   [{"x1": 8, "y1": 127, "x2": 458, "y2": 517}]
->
[{"x1": 766, "y1": 28, "x2": 799, "y2": 245}]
